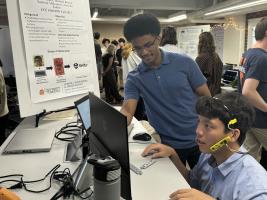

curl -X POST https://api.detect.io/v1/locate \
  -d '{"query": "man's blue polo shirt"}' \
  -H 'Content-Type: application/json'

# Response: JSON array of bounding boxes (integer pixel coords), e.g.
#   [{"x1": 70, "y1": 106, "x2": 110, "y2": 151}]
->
[{"x1": 124, "y1": 50, "x2": 206, "y2": 149}]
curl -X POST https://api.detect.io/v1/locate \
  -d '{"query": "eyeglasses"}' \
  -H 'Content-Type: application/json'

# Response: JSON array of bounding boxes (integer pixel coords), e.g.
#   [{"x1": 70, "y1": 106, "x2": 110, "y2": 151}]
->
[
  {"x1": 132, "y1": 37, "x2": 158, "y2": 53},
  {"x1": 212, "y1": 97, "x2": 238, "y2": 130}
]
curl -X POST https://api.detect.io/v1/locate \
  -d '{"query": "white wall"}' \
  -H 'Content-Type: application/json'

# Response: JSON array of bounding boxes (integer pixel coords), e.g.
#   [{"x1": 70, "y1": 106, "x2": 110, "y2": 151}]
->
[
  {"x1": 223, "y1": 15, "x2": 246, "y2": 65},
  {"x1": 92, "y1": 23, "x2": 124, "y2": 46}
]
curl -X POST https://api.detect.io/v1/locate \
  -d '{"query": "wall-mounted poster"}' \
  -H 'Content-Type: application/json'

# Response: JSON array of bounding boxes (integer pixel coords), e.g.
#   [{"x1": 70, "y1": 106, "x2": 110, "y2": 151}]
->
[
  {"x1": 19, "y1": 0, "x2": 94, "y2": 103},
  {"x1": 177, "y1": 25, "x2": 210, "y2": 59}
]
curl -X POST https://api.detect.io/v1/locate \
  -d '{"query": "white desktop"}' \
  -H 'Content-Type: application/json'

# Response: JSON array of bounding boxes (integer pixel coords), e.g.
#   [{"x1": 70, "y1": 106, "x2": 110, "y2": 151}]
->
[{"x1": 0, "y1": 114, "x2": 189, "y2": 200}]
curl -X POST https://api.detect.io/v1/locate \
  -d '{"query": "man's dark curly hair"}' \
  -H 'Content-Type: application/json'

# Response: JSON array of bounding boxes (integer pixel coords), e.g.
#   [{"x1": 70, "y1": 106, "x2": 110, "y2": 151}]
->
[
  {"x1": 123, "y1": 13, "x2": 160, "y2": 42},
  {"x1": 196, "y1": 92, "x2": 255, "y2": 145}
]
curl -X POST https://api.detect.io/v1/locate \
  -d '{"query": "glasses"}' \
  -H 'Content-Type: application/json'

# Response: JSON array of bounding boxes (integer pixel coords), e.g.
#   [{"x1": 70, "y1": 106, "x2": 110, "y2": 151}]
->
[
  {"x1": 212, "y1": 97, "x2": 237, "y2": 130},
  {"x1": 132, "y1": 37, "x2": 158, "y2": 53}
]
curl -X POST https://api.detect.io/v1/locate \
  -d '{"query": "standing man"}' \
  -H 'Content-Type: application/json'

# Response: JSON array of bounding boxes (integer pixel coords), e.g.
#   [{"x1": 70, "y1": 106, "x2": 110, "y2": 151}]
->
[
  {"x1": 94, "y1": 32, "x2": 103, "y2": 90},
  {"x1": 240, "y1": 17, "x2": 267, "y2": 162},
  {"x1": 121, "y1": 14, "x2": 211, "y2": 168}
]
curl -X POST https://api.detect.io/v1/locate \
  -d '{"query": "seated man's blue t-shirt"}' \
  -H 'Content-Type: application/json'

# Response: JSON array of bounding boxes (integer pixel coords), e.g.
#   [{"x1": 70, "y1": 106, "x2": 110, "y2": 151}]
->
[{"x1": 124, "y1": 50, "x2": 206, "y2": 149}]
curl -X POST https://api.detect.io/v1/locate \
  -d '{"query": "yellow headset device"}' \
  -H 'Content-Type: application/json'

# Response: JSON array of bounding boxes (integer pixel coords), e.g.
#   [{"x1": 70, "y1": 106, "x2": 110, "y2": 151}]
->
[
  {"x1": 210, "y1": 118, "x2": 238, "y2": 152},
  {"x1": 210, "y1": 136, "x2": 231, "y2": 152}
]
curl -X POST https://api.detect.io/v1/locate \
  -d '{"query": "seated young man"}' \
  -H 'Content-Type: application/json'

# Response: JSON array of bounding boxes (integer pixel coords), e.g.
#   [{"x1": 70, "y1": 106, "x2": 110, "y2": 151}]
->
[{"x1": 142, "y1": 92, "x2": 267, "y2": 200}]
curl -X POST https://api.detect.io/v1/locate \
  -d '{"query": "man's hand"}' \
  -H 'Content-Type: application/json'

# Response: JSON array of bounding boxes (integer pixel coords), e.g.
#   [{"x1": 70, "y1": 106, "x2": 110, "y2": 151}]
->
[
  {"x1": 169, "y1": 189, "x2": 215, "y2": 200},
  {"x1": 142, "y1": 143, "x2": 176, "y2": 158}
]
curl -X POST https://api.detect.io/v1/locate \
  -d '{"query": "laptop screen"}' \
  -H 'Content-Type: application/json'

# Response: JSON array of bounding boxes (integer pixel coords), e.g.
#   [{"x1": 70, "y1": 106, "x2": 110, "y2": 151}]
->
[{"x1": 74, "y1": 95, "x2": 91, "y2": 131}]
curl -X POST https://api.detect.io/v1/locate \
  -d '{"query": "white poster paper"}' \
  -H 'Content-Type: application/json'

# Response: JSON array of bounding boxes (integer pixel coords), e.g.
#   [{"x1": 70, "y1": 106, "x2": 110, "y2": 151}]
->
[
  {"x1": 19, "y1": 0, "x2": 93, "y2": 103},
  {"x1": 177, "y1": 25, "x2": 210, "y2": 59},
  {"x1": 211, "y1": 26, "x2": 224, "y2": 61}
]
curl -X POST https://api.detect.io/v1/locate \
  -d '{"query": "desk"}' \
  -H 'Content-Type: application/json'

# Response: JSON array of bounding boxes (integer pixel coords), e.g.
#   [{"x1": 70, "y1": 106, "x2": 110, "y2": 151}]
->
[{"x1": 0, "y1": 116, "x2": 189, "y2": 199}]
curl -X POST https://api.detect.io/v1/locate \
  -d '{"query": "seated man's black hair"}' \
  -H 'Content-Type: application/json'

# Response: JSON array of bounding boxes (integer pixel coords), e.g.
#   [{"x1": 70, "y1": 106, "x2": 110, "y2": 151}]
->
[
  {"x1": 196, "y1": 92, "x2": 255, "y2": 145},
  {"x1": 123, "y1": 13, "x2": 160, "y2": 42}
]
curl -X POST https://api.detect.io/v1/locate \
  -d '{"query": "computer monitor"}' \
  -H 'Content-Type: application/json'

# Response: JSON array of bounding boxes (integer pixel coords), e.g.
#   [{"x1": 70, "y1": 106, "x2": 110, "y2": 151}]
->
[
  {"x1": 65, "y1": 95, "x2": 91, "y2": 162},
  {"x1": 74, "y1": 95, "x2": 91, "y2": 131},
  {"x1": 88, "y1": 92, "x2": 132, "y2": 200},
  {"x1": 222, "y1": 69, "x2": 238, "y2": 85}
]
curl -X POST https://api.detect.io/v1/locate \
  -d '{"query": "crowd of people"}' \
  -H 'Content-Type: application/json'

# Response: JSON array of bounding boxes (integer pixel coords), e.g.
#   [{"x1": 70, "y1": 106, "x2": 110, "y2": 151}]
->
[
  {"x1": 1, "y1": 11, "x2": 264, "y2": 199},
  {"x1": 92, "y1": 13, "x2": 267, "y2": 199}
]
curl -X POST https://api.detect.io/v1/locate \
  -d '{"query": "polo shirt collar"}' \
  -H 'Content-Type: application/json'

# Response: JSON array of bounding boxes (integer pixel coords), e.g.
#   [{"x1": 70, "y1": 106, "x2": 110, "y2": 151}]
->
[
  {"x1": 208, "y1": 146, "x2": 247, "y2": 177},
  {"x1": 138, "y1": 49, "x2": 170, "y2": 72}
]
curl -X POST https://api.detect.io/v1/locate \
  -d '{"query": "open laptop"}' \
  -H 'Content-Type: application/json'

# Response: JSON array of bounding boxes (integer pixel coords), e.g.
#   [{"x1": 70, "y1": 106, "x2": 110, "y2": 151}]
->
[{"x1": 3, "y1": 129, "x2": 55, "y2": 154}]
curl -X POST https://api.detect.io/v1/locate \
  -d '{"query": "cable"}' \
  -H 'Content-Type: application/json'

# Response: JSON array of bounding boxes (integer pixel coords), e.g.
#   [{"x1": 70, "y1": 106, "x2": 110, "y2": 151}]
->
[
  {"x1": 0, "y1": 164, "x2": 61, "y2": 193},
  {"x1": 54, "y1": 121, "x2": 82, "y2": 142}
]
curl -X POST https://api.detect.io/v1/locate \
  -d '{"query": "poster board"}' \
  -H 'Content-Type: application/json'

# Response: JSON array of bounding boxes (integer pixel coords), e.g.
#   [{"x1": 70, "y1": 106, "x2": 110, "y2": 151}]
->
[
  {"x1": 177, "y1": 25, "x2": 224, "y2": 61},
  {"x1": 6, "y1": 0, "x2": 99, "y2": 117},
  {"x1": 177, "y1": 25, "x2": 210, "y2": 59}
]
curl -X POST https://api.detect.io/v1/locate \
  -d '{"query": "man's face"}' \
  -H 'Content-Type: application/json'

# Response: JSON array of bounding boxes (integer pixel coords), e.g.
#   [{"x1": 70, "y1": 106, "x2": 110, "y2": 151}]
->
[
  {"x1": 34, "y1": 57, "x2": 42, "y2": 66},
  {"x1": 131, "y1": 34, "x2": 160, "y2": 66},
  {"x1": 196, "y1": 115, "x2": 230, "y2": 153}
]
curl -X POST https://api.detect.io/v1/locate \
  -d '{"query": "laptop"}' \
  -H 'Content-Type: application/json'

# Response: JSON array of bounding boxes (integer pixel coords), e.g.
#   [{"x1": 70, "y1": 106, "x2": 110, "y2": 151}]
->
[
  {"x1": 3, "y1": 129, "x2": 55, "y2": 154},
  {"x1": 222, "y1": 69, "x2": 238, "y2": 85}
]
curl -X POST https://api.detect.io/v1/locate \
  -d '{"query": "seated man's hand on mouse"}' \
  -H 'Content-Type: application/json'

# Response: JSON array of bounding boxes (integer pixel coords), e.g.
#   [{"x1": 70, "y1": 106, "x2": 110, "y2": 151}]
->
[{"x1": 141, "y1": 143, "x2": 176, "y2": 159}]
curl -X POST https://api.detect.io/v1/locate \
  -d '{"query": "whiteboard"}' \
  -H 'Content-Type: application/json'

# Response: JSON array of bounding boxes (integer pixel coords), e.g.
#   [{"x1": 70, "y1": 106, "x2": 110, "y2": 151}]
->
[{"x1": 6, "y1": 0, "x2": 99, "y2": 118}]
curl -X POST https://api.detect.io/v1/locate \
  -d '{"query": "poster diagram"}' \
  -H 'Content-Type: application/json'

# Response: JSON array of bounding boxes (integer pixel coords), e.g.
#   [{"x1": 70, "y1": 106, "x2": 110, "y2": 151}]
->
[{"x1": 19, "y1": 0, "x2": 93, "y2": 103}]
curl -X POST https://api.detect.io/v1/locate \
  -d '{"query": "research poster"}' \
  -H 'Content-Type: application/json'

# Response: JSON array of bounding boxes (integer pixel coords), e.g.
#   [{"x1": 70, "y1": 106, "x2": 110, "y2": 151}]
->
[
  {"x1": 19, "y1": 0, "x2": 93, "y2": 103},
  {"x1": 177, "y1": 25, "x2": 210, "y2": 59}
]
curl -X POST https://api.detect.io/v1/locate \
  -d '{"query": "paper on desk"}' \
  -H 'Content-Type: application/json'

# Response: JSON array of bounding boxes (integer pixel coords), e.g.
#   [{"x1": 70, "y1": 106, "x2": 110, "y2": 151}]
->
[{"x1": 43, "y1": 109, "x2": 76, "y2": 120}]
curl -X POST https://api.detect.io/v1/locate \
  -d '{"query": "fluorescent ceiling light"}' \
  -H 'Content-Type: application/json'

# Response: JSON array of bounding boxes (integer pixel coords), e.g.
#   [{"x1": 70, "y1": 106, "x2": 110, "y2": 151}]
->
[
  {"x1": 92, "y1": 8, "x2": 98, "y2": 18},
  {"x1": 205, "y1": 0, "x2": 267, "y2": 16},
  {"x1": 167, "y1": 13, "x2": 187, "y2": 22}
]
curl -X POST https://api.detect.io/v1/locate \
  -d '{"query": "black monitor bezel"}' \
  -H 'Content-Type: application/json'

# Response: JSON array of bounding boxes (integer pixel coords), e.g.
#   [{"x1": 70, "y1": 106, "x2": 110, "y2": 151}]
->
[{"x1": 88, "y1": 92, "x2": 132, "y2": 200}]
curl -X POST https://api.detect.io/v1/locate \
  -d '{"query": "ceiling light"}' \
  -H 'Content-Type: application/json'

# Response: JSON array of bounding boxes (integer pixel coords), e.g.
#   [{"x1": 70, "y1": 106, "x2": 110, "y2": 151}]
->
[
  {"x1": 167, "y1": 12, "x2": 187, "y2": 22},
  {"x1": 205, "y1": 0, "x2": 267, "y2": 16},
  {"x1": 92, "y1": 8, "x2": 98, "y2": 18}
]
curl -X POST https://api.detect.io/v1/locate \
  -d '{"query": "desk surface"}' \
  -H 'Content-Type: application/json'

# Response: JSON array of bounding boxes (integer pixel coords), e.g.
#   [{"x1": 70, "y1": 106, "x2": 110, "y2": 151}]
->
[{"x1": 0, "y1": 115, "x2": 189, "y2": 200}]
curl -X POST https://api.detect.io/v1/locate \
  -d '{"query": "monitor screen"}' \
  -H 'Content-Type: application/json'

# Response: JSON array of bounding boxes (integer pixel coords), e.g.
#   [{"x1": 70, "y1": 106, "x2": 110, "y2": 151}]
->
[
  {"x1": 74, "y1": 95, "x2": 91, "y2": 131},
  {"x1": 222, "y1": 70, "x2": 238, "y2": 82},
  {"x1": 88, "y1": 93, "x2": 132, "y2": 200}
]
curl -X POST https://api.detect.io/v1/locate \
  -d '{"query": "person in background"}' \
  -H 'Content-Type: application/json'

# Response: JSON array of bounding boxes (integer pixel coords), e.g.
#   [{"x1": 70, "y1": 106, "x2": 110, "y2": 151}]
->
[
  {"x1": 196, "y1": 32, "x2": 223, "y2": 96},
  {"x1": 121, "y1": 13, "x2": 211, "y2": 168},
  {"x1": 121, "y1": 43, "x2": 141, "y2": 85},
  {"x1": 160, "y1": 25, "x2": 183, "y2": 54},
  {"x1": 239, "y1": 17, "x2": 267, "y2": 164},
  {"x1": 116, "y1": 38, "x2": 126, "y2": 89},
  {"x1": 93, "y1": 32, "x2": 103, "y2": 86},
  {"x1": 0, "y1": 59, "x2": 9, "y2": 146},
  {"x1": 121, "y1": 43, "x2": 146, "y2": 120},
  {"x1": 102, "y1": 44, "x2": 123, "y2": 104},
  {"x1": 142, "y1": 92, "x2": 267, "y2": 200},
  {"x1": 101, "y1": 38, "x2": 110, "y2": 55},
  {"x1": 111, "y1": 40, "x2": 119, "y2": 82},
  {"x1": 116, "y1": 38, "x2": 126, "y2": 67}
]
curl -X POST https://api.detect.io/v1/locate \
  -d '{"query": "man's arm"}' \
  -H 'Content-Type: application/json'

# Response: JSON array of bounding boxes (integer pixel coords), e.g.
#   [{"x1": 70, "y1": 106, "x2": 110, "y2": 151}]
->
[
  {"x1": 195, "y1": 84, "x2": 211, "y2": 97},
  {"x1": 120, "y1": 99, "x2": 138, "y2": 125},
  {"x1": 242, "y1": 78, "x2": 267, "y2": 112},
  {"x1": 142, "y1": 143, "x2": 190, "y2": 182}
]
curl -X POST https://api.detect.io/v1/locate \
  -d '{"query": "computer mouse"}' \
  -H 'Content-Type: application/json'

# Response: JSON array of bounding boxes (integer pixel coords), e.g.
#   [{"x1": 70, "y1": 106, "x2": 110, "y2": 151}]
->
[{"x1": 132, "y1": 132, "x2": 152, "y2": 141}]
